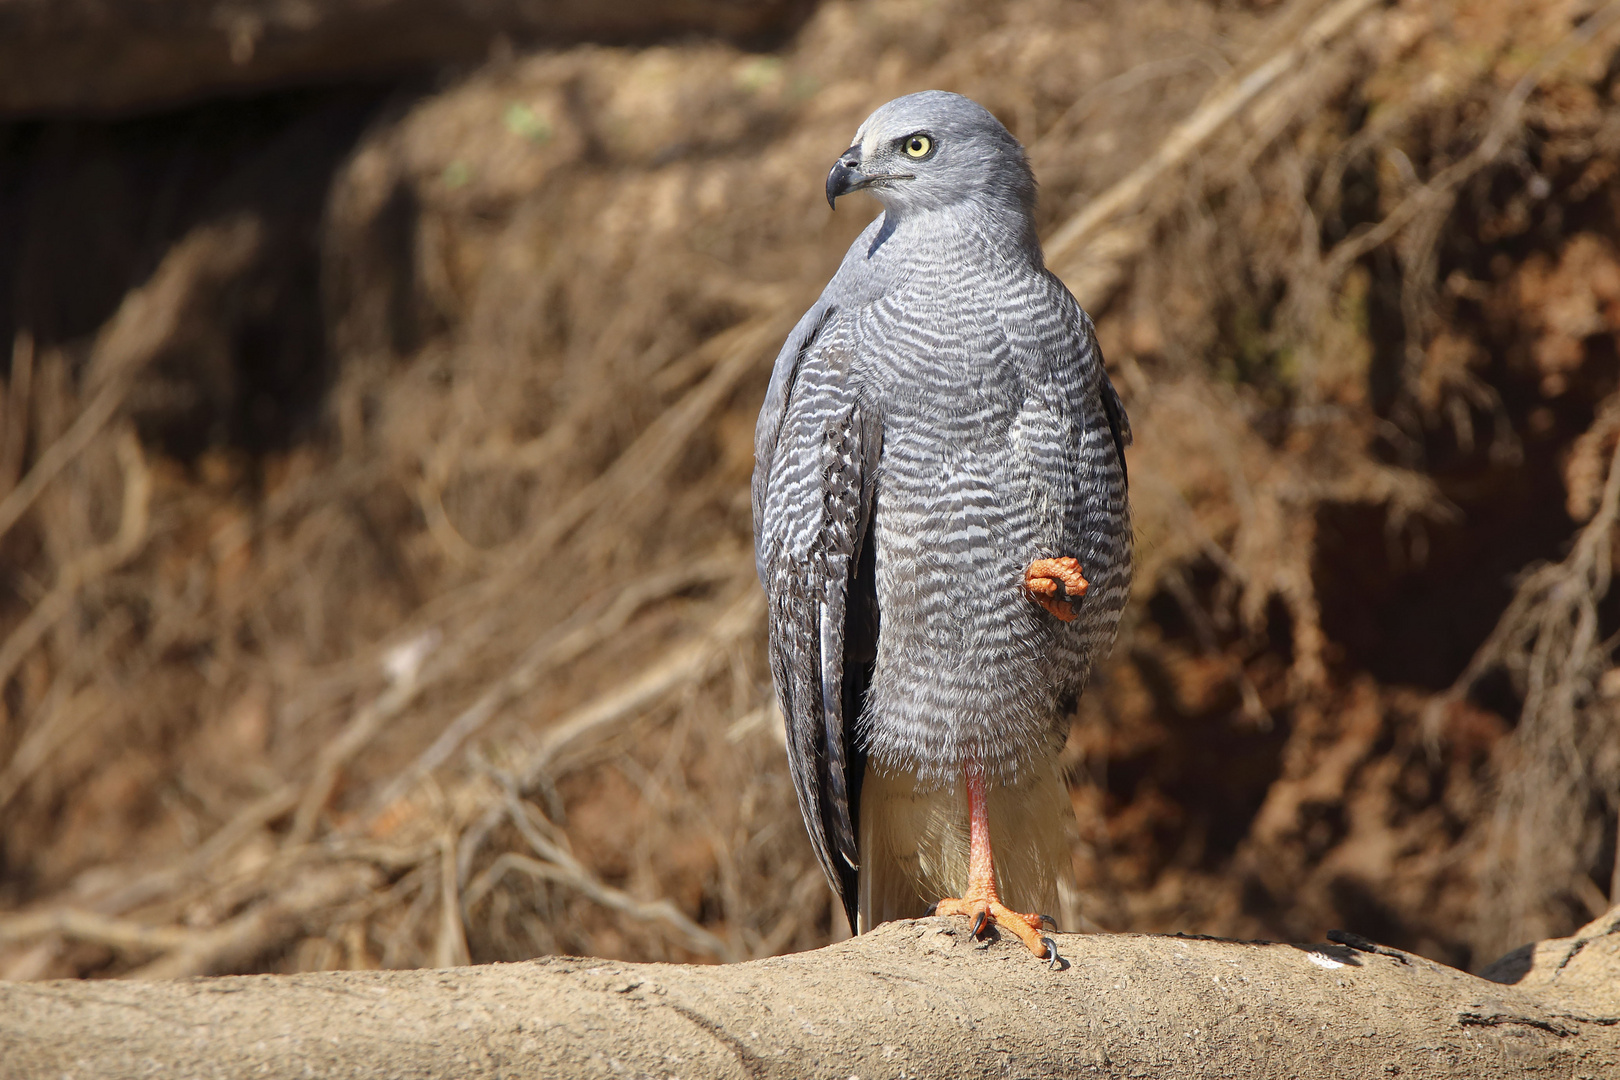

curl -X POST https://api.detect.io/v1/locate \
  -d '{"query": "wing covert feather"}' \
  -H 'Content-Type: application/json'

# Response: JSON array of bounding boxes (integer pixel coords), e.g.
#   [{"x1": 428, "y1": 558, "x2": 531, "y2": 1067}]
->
[{"x1": 1098, "y1": 369, "x2": 1131, "y2": 486}]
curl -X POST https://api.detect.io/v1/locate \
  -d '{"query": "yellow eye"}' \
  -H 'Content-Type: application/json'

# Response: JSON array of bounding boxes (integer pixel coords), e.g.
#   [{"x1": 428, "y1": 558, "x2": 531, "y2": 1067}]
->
[{"x1": 903, "y1": 135, "x2": 932, "y2": 159}]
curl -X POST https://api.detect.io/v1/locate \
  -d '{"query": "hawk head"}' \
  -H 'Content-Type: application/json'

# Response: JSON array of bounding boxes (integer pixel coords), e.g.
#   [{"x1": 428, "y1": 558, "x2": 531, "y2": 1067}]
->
[{"x1": 826, "y1": 90, "x2": 1035, "y2": 216}]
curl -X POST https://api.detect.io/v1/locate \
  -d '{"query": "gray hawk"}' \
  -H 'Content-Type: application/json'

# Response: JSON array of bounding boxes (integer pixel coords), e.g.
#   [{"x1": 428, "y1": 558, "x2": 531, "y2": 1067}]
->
[{"x1": 752, "y1": 91, "x2": 1132, "y2": 959}]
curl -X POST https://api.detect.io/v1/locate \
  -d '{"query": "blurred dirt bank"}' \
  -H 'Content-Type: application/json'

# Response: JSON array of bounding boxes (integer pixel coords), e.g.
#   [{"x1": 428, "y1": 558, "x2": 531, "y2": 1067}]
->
[{"x1": 2, "y1": 0, "x2": 1620, "y2": 984}]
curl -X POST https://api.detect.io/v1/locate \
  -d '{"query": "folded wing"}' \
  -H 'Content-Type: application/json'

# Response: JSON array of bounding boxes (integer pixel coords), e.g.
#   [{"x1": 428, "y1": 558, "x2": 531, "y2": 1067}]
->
[{"x1": 753, "y1": 307, "x2": 881, "y2": 930}]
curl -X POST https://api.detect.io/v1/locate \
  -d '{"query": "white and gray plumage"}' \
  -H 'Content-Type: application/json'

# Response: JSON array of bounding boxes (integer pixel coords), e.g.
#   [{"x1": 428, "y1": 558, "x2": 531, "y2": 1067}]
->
[{"x1": 752, "y1": 91, "x2": 1131, "y2": 955}]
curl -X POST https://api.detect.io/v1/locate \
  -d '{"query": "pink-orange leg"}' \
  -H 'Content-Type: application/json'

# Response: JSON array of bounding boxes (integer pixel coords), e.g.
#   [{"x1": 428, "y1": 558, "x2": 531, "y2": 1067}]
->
[
  {"x1": 931, "y1": 762, "x2": 1056, "y2": 961},
  {"x1": 1024, "y1": 557, "x2": 1088, "y2": 622}
]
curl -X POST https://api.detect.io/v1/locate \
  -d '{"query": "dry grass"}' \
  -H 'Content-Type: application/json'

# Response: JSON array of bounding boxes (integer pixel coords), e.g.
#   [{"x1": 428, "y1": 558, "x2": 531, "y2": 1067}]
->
[{"x1": 3, "y1": 0, "x2": 1620, "y2": 981}]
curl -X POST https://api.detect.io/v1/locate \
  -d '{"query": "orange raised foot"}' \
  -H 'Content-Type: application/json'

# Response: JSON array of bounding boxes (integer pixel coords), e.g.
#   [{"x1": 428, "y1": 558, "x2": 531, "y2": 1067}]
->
[{"x1": 1024, "y1": 556, "x2": 1089, "y2": 622}]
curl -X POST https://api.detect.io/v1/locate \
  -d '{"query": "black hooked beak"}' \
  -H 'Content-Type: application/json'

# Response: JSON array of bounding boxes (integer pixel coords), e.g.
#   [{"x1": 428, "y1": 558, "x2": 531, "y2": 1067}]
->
[{"x1": 826, "y1": 147, "x2": 867, "y2": 208}]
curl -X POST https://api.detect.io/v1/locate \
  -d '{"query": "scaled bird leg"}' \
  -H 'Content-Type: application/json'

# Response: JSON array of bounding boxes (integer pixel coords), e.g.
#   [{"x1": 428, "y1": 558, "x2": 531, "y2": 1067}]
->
[
  {"x1": 932, "y1": 762, "x2": 1053, "y2": 960},
  {"x1": 1023, "y1": 557, "x2": 1088, "y2": 622}
]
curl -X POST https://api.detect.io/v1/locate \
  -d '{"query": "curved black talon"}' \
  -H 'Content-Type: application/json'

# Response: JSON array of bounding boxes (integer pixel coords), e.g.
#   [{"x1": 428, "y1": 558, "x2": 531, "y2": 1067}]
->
[
  {"x1": 1039, "y1": 913, "x2": 1060, "y2": 931},
  {"x1": 1041, "y1": 936, "x2": 1062, "y2": 969},
  {"x1": 925, "y1": 902, "x2": 939, "y2": 917},
  {"x1": 970, "y1": 910, "x2": 989, "y2": 938}
]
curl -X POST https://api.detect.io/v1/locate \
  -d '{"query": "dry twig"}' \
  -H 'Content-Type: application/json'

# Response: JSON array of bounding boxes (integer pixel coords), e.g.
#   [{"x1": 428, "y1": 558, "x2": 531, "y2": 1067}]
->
[
  {"x1": 1044, "y1": 0, "x2": 1380, "y2": 279},
  {"x1": 0, "y1": 432, "x2": 151, "y2": 809},
  {"x1": 1324, "y1": 0, "x2": 1620, "y2": 280}
]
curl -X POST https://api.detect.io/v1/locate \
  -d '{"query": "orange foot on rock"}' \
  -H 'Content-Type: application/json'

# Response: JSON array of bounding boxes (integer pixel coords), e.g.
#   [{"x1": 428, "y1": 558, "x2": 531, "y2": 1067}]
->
[
  {"x1": 1024, "y1": 557, "x2": 1089, "y2": 622},
  {"x1": 933, "y1": 894, "x2": 1053, "y2": 959},
  {"x1": 930, "y1": 762, "x2": 1060, "y2": 964}
]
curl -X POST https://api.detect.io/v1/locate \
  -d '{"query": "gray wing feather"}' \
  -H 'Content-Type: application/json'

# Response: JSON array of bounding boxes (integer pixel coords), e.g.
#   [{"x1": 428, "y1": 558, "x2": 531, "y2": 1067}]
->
[{"x1": 754, "y1": 310, "x2": 879, "y2": 928}]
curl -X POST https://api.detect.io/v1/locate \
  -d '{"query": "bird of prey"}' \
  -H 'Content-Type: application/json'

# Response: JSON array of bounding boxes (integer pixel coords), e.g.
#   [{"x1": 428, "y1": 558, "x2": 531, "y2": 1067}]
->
[{"x1": 752, "y1": 91, "x2": 1131, "y2": 960}]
